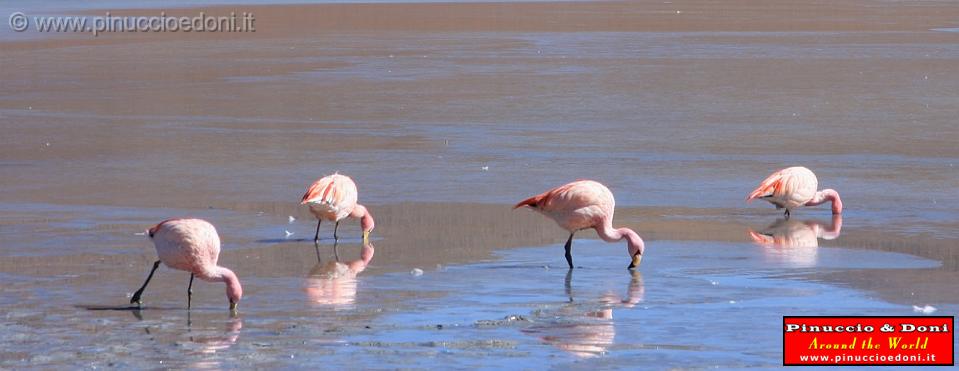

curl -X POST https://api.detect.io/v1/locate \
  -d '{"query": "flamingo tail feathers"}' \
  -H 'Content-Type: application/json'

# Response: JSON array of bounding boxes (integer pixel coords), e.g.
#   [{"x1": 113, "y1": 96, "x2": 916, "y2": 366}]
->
[
  {"x1": 147, "y1": 218, "x2": 186, "y2": 238},
  {"x1": 514, "y1": 194, "x2": 546, "y2": 209},
  {"x1": 746, "y1": 173, "x2": 783, "y2": 202},
  {"x1": 301, "y1": 180, "x2": 336, "y2": 204}
]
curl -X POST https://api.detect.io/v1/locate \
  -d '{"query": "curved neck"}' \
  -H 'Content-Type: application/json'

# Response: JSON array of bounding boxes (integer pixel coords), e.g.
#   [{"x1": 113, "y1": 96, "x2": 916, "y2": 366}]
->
[
  {"x1": 805, "y1": 189, "x2": 843, "y2": 214},
  {"x1": 596, "y1": 223, "x2": 646, "y2": 257},
  {"x1": 211, "y1": 267, "x2": 243, "y2": 304},
  {"x1": 350, "y1": 204, "x2": 375, "y2": 232}
]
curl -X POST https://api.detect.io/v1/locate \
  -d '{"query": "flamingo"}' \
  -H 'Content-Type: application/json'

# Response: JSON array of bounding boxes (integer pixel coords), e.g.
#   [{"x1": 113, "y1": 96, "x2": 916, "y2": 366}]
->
[
  {"x1": 746, "y1": 166, "x2": 843, "y2": 218},
  {"x1": 130, "y1": 218, "x2": 243, "y2": 312},
  {"x1": 301, "y1": 173, "x2": 375, "y2": 245},
  {"x1": 514, "y1": 180, "x2": 645, "y2": 269}
]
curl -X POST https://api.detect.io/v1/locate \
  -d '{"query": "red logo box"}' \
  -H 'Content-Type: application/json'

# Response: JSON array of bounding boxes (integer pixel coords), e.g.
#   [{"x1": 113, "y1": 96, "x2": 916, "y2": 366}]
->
[{"x1": 783, "y1": 316, "x2": 954, "y2": 366}]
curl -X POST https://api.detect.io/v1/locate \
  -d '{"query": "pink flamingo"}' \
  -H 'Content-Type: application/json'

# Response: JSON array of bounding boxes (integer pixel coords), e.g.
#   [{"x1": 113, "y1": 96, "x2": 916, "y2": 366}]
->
[
  {"x1": 301, "y1": 173, "x2": 375, "y2": 245},
  {"x1": 514, "y1": 180, "x2": 645, "y2": 269},
  {"x1": 130, "y1": 218, "x2": 243, "y2": 312},
  {"x1": 746, "y1": 166, "x2": 843, "y2": 218}
]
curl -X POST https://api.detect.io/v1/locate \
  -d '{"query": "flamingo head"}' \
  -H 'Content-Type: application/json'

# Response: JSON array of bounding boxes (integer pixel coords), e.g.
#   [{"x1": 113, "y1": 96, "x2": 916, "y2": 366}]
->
[
  {"x1": 224, "y1": 270, "x2": 243, "y2": 313},
  {"x1": 352, "y1": 204, "x2": 375, "y2": 243},
  {"x1": 625, "y1": 231, "x2": 645, "y2": 270}
]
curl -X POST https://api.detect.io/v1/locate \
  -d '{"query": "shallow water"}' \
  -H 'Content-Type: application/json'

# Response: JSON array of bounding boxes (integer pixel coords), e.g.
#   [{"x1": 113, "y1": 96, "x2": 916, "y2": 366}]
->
[
  {"x1": 2, "y1": 0, "x2": 959, "y2": 367},
  {"x1": 0, "y1": 237, "x2": 948, "y2": 369}
]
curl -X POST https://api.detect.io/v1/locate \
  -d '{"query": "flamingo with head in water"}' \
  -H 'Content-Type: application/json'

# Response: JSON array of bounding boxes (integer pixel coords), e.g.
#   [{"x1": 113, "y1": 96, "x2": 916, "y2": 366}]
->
[
  {"x1": 746, "y1": 166, "x2": 843, "y2": 218},
  {"x1": 130, "y1": 218, "x2": 242, "y2": 312},
  {"x1": 301, "y1": 173, "x2": 375, "y2": 245},
  {"x1": 514, "y1": 180, "x2": 645, "y2": 269}
]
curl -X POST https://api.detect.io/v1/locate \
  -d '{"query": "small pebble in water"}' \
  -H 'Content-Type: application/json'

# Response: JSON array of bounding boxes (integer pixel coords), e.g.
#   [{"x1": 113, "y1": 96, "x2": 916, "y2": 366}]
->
[
  {"x1": 729, "y1": 300, "x2": 737, "y2": 304},
  {"x1": 288, "y1": 216, "x2": 296, "y2": 223},
  {"x1": 284, "y1": 230, "x2": 294, "y2": 238},
  {"x1": 912, "y1": 305, "x2": 936, "y2": 314},
  {"x1": 710, "y1": 281, "x2": 719, "y2": 285},
  {"x1": 481, "y1": 166, "x2": 489, "y2": 171},
  {"x1": 411, "y1": 268, "x2": 424, "y2": 276}
]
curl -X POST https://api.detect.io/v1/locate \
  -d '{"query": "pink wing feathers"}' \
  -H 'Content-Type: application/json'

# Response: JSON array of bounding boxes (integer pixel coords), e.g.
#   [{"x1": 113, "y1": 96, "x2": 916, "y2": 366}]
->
[
  {"x1": 746, "y1": 169, "x2": 787, "y2": 202},
  {"x1": 301, "y1": 174, "x2": 359, "y2": 222}
]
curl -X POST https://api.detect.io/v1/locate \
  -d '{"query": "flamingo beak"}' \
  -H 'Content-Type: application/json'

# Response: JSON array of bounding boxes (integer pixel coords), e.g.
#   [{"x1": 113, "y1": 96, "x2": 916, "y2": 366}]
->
[
  {"x1": 362, "y1": 230, "x2": 370, "y2": 245},
  {"x1": 229, "y1": 301, "x2": 238, "y2": 313},
  {"x1": 628, "y1": 254, "x2": 642, "y2": 270}
]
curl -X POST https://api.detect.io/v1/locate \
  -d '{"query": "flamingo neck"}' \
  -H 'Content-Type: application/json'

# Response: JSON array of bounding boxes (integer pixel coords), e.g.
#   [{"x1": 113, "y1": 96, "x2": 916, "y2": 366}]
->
[
  {"x1": 597, "y1": 223, "x2": 646, "y2": 257},
  {"x1": 351, "y1": 204, "x2": 375, "y2": 232},
  {"x1": 806, "y1": 189, "x2": 843, "y2": 214},
  {"x1": 211, "y1": 267, "x2": 243, "y2": 305}
]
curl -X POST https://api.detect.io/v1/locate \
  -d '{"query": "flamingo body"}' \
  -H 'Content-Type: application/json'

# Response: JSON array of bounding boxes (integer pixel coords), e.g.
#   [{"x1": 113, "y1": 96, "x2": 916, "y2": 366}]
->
[
  {"x1": 746, "y1": 166, "x2": 843, "y2": 216},
  {"x1": 131, "y1": 218, "x2": 242, "y2": 311},
  {"x1": 517, "y1": 180, "x2": 616, "y2": 232},
  {"x1": 515, "y1": 180, "x2": 645, "y2": 269},
  {"x1": 150, "y1": 218, "x2": 223, "y2": 276},
  {"x1": 302, "y1": 173, "x2": 359, "y2": 222},
  {"x1": 301, "y1": 173, "x2": 375, "y2": 243}
]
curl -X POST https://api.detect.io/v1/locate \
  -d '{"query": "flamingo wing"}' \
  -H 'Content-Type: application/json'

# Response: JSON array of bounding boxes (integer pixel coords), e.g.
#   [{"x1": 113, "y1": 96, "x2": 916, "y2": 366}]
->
[
  {"x1": 515, "y1": 180, "x2": 596, "y2": 211},
  {"x1": 301, "y1": 174, "x2": 359, "y2": 221},
  {"x1": 747, "y1": 167, "x2": 819, "y2": 209},
  {"x1": 746, "y1": 169, "x2": 787, "y2": 202}
]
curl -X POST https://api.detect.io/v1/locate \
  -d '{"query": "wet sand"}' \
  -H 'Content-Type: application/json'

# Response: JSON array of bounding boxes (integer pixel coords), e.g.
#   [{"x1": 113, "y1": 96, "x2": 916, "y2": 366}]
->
[{"x1": 2, "y1": 0, "x2": 959, "y2": 368}]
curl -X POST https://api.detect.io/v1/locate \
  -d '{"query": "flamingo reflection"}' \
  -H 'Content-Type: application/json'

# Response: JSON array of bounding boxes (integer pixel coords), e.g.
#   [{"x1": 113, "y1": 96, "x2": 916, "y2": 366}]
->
[
  {"x1": 186, "y1": 316, "x2": 243, "y2": 369},
  {"x1": 748, "y1": 214, "x2": 842, "y2": 267},
  {"x1": 304, "y1": 241, "x2": 374, "y2": 307},
  {"x1": 524, "y1": 270, "x2": 643, "y2": 358}
]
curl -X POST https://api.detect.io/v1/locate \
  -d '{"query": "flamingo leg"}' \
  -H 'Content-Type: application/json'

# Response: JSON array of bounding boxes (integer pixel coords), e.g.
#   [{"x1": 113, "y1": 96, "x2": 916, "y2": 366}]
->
[
  {"x1": 333, "y1": 221, "x2": 340, "y2": 241},
  {"x1": 564, "y1": 233, "x2": 575, "y2": 269},
  {"x1": 187, "y1": 273, "x2": 195, "y2": 309},
  {"x1": 333, "y1": 240, "x2": 340, "y2": 261},
  {"x1": 130, "y1": 260, "x2": 161, "y2": 306},
  {"x1": 313, "y1": 219, "x2": 322, "y2": 245},
  {"x1": 784, "y1": 209, "x2": 791, "y2": 219}
]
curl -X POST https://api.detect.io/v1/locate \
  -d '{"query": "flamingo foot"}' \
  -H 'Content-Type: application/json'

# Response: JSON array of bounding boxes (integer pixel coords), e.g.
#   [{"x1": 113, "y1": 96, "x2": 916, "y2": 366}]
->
[{"x1": 130, "y1": 260, "x2": 161, "y2": 306}]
